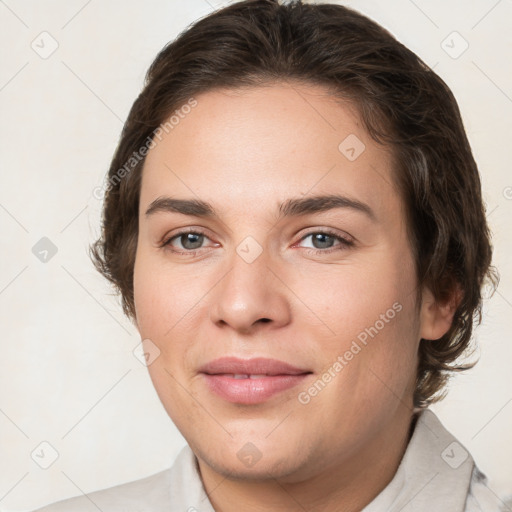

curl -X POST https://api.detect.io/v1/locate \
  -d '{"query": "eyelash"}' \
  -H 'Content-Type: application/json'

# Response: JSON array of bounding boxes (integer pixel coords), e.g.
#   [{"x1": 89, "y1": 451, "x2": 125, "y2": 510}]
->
[
  {"x1": 160, "y1": 229, "x2": 215, "y2": 256},
  {"x1": 297, "y1": 229, "x2": 355, "y2": 254},
  {"x1": 161, "y1": 228, "x2": 354, "y2": 256}
]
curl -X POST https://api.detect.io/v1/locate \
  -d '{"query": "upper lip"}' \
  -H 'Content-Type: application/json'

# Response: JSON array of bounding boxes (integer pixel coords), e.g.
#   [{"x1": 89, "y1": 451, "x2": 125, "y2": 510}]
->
[{"x1": 199, "y1": 357, "x2": 311, "y2": 376}]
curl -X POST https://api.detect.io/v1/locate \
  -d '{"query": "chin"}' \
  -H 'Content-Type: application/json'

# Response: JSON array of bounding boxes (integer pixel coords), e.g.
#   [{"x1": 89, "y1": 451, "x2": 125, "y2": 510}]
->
[
  {"x1": 190, "y1": 430, "x2": 316, "y2": 483},
  {"x1": 199, "y1": 447, "x2": 307, "y2": 482}
]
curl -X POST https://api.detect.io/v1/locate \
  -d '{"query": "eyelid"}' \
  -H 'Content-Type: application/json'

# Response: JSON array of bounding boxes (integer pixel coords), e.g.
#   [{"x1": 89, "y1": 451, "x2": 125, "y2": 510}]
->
[
  {"x1": 295, "y1": 225, "x2": 354, "y2": 243},
  {"x1": 161, "y1": 227, "x2": 355, "y2": 254},
  {"x1": 161, "y1": 227, "x2": 217, "y2": 251},
  {"x1": 294, "y1": 228, "x2": 354, "y2": 252}
]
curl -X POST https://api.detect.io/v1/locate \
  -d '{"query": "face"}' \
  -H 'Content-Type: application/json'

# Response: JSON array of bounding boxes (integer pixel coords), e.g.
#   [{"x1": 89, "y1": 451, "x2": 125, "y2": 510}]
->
[{"x1": 133, "y1": 82, "x2": 447, "y2": 483}]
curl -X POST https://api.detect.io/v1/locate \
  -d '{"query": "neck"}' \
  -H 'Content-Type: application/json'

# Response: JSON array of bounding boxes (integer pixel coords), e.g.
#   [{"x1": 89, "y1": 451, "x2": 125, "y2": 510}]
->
[{"x1": 197, "y1": 408, "x2": 417, "y2": 512}]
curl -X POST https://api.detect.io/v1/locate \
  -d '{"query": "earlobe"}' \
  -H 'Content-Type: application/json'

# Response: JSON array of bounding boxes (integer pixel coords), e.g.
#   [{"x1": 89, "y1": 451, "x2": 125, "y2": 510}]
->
[{"x1": 419, "y1": 284, "x2": 462, "y2": 341}]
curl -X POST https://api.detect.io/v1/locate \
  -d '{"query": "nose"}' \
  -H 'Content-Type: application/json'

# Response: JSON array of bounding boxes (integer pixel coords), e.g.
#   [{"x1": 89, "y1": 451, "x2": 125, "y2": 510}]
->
[{"x1": 209, "y1": 245, "x2": 291, "y2": 334}]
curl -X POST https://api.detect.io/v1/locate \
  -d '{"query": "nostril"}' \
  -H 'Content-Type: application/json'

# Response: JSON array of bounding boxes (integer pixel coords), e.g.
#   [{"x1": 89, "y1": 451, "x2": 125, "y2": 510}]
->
[{"x1": 259, "y1": 318, "x2": 271, "y2": 323}]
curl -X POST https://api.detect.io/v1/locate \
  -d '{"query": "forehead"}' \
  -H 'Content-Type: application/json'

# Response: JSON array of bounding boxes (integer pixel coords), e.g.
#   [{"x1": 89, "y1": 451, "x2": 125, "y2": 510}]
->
[{"x1": 140, "y1": 82, "x2": 400, "y2": 225}]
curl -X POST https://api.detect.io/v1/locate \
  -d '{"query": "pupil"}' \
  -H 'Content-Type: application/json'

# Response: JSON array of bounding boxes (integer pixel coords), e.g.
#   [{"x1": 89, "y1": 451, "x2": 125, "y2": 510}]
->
[
  {"x1": 182, "y1": 233, "x2": 203, "y2": 250},
  {"x1": 313, "y1": 233, "x2": 333, "y2": 249}
]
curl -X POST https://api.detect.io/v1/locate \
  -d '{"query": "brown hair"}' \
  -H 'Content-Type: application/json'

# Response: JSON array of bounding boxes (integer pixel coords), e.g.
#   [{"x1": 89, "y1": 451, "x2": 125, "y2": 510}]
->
[{"x1": 90, "y1": 0, "x2": 498, "y2": 407}]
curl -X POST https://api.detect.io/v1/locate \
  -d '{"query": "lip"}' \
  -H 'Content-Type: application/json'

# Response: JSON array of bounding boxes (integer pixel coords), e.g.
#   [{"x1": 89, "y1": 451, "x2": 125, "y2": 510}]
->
[{"x1": 199, "y1": 357, "x2": 312, "y2": 405}]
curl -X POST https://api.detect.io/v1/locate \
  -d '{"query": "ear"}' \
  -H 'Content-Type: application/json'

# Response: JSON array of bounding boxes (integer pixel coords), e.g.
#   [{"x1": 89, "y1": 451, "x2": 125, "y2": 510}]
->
[{"x1": 419, "y1": 283, "x2": 462, "y2": 341}]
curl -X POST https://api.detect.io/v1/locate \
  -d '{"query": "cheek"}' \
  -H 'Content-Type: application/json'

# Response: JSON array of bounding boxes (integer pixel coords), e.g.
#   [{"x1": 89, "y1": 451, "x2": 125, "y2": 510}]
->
[
  {"x1": 297, "y1": 294, "x2": 420, "y2": 433},
  {"x1": 133, "y1": 250, "x2": 206, "y2": 340},
  {"x1": 288, "y1": 254, "x2": 413, "y2": 346},
  {"x1": 288, "y1": 248, "x2": 420, "y2": 399},
  {"x1": 133, "y1": 253, "x2": 204, "y2": 416}
]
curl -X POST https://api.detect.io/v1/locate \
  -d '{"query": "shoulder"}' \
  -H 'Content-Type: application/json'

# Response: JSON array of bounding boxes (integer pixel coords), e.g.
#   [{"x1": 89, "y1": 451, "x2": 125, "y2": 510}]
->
[
  {"x1": 365, "y1": 409, "x2": 508, "y2": 512},
  {"x1": 30, "y1": 445, "x2": 210, "y2": 512},
  {"x1": 30, "y1": 465, "x2": 174, "y2": 511},
  {"x1": 464, "y1": 465, "x2": 512, "y2": 512}
]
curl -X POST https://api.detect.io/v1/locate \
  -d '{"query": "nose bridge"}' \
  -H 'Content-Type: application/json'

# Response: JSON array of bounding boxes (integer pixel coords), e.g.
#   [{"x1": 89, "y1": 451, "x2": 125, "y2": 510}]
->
[{"x1": 209, "y1": 237, "x2": 290, "y2": 331}]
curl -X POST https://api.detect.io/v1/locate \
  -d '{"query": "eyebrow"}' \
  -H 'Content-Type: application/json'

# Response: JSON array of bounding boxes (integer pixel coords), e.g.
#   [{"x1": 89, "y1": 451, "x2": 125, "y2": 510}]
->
[{"x1": 145, "y1": 194, "x2": 376, "y2": 221}]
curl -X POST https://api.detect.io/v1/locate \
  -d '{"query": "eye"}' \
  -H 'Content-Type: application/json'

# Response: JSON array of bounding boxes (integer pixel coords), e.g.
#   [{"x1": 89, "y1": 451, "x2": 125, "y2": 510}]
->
[
  {"x1": 162, "y1": 229, "x2": 216, "y2": 252},
  {"x1": 297, "y1": 230, "x2": 354, "y2": 253},
  {"x1": 160, "y1": 229, "x2": 353, "y2": 255}
]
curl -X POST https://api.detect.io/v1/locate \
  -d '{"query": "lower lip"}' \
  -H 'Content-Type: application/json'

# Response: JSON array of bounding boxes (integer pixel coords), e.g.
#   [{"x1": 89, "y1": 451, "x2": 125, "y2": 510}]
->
[{"x1": 202, "y1": 374, "x2": 310, "y2": 404}]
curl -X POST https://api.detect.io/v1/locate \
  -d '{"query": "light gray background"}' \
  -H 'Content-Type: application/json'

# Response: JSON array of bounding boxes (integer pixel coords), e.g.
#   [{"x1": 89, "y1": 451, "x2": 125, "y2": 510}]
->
[{"x1": 1, "y1": 1, "x2": 511, "y2": 510}]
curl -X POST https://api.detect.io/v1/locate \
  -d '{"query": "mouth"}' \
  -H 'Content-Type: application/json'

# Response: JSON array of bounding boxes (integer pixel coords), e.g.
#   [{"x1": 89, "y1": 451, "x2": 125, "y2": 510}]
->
[{"x1": 199, "y1": 357, "x2": 313, "y2": 405}]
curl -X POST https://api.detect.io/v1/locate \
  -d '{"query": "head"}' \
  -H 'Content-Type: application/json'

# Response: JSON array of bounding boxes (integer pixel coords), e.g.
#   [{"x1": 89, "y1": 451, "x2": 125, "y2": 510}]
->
[{"x1": 90, "y1": 0, "x2": 497, "y2": 482}]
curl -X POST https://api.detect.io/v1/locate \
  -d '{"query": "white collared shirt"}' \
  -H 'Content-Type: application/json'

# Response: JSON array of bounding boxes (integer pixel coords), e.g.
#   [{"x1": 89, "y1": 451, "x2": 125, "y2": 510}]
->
[{"x1": 32, "y1": 409, "x2": 508, "y2": 511}]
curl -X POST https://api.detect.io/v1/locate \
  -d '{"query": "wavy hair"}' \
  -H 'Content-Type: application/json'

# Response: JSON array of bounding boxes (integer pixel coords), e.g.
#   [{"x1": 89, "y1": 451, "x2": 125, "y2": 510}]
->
[{"x1": 90, "y1": 0, "x2": 498, "y2": 407}]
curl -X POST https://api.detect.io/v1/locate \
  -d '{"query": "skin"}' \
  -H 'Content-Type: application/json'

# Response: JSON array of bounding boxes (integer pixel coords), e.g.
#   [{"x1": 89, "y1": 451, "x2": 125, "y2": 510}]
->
[{"x1": 133, "y1": 82, "x2": 457, "y2": 512}]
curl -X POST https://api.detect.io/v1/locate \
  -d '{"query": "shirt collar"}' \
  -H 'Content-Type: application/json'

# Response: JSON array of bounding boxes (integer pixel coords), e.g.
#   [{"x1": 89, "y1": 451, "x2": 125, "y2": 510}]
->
[{"x1": 363, "y1": 408, "x2": 474, "y2": 511}]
